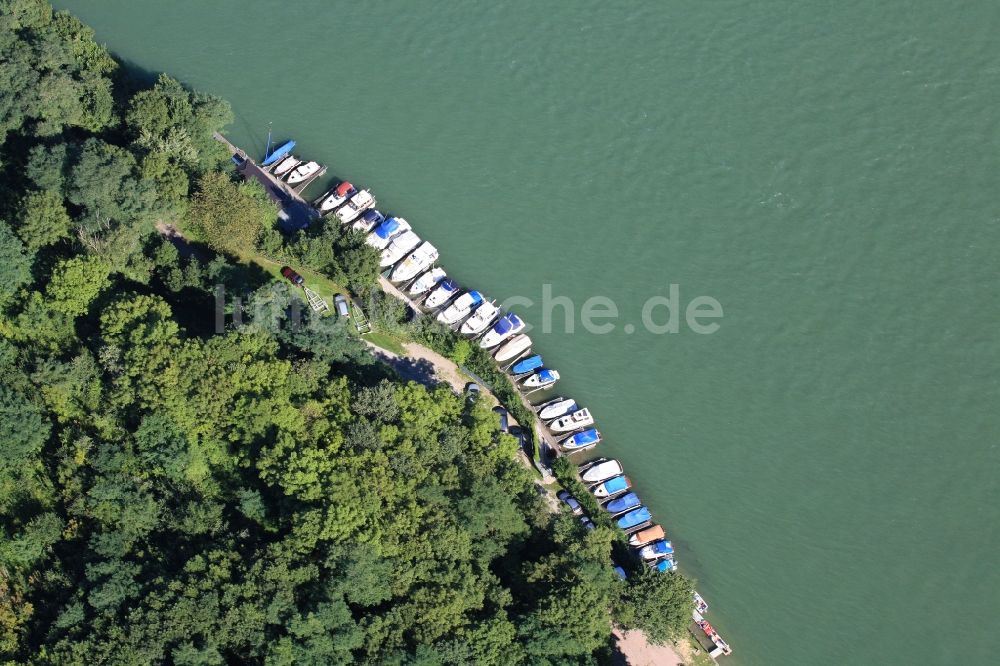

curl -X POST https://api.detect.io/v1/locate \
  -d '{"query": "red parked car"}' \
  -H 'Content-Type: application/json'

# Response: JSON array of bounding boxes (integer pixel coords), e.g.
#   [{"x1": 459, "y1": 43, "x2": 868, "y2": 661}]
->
[{"x1": 280, "y1": 266, "x2": 304, "y2": 286}]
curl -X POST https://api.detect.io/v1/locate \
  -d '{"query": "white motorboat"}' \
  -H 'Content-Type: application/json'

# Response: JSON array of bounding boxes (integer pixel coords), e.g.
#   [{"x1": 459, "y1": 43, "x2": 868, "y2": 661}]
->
[
  {"x1": 335, "y1": 189, "x2": 376, "y2": 223},
  {"x1": 379, "y1": 231, "x2": 422, "y2": 267},
  {"x1": 408, "y1": 267, "x2": 447, "y2": 295},
  {"x1": 353, "y1": 209, "x2": 386, "y2": 234},
  {"x1": 580, "y1": 459, "x2": 623, "y2": 484},
  {"x1": 548, "y1": 408, "x2": 594, "y2": 433},
  {"x1": 479, "y1": 313, "x2": 526, "y2": 349},
  {"x1": 537, "y1": 397, "x2": 578, "y2": 421},
  {"x1": 494, "y1": 334, "x2": 532, "y2": 363},
  {"x1": 365, "y1": 217, "x2": 410, "y2": 249},
  {"x1": 424, "y1": 280, "x2": 459, "y2": 310},
  {"x1": 522, "y1": 369, "x2": 559, "y2": 390},
  {"x1": 460, "y1": 301, "x2": 500, "y2": 336},
  {"x1": 437, "y1": 290, "x2": 483, "y2": 325},
  {"x1": 390, "y1": 242, "x2": 439, "y2": 282},
  {"x1": 639, "y1": 540, "x2": 674, "y2": 561},
  {"x1": 272, "y1": 155, "x2": 300, "y2": 177},
  {"x1": 286, "y1": 161, "x2": 321, "y2": 184},
  {"x1": 317, "y1": 181, "x2": 356, "y2": 212}
]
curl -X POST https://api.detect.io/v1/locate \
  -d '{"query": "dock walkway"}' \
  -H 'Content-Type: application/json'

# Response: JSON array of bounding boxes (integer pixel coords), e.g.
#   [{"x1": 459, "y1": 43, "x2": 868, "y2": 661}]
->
[{"x1": 214, "y1": 132, "x2": 318, "y2": 231}]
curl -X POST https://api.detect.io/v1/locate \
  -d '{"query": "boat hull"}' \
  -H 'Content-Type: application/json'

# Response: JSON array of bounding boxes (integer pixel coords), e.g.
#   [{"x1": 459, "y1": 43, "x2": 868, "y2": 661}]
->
[
  {"x1": 408, "y1": 267, "x2": 447, "y2": 295},
  {"x1": 287, "y1": 162, "x2": 321, "y2": 184},
  {"x1": 494, "y1": 334, "x2": 532, "y2": 363},
  {"x1": 538, "y1": 398, "x2": 578, "y2": 421},
  {"x1": 424, "y1": 282, "x2": 459, "y2": 309},
  {"x1": 549, "y1": 408, "x2": 594, "y2": 433},
  {"x1": 580, "y1": 459, "x2": 622, "y2": 484}
]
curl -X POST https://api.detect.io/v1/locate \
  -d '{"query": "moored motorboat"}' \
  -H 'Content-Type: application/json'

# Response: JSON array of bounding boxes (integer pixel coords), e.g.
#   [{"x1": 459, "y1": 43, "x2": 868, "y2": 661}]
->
[
  {"x1": 390, "y1": 242, "x2": 439, "y2": 282},
  {"x1": 460, "y1": 301, "x2": 500, "y2": 336},
  {"x1": 591, "y1": 475, "x2": 631, "y2": 499},
  {"x1": 354, "y1": 208, "x2": 387, "y2": 234},
  {"x1": 272, "y1": 155, "x2": 301, "y2": 177},
  {"x1": 335, "y1": 189, "x2": 376, "y2": 223},
  {"x1": 509, "y1": 354, "x2": 543, "y2": 376},
  {"x1": 580, "y1": 458, "x2": 622, "y2": 484},
  {"x1": 479, "y1": 314, "x2": 526, "y2": 348},
  {"x1": 424, "y1": 279, "x2": 459, "y2": 309},
  {"x1": 560, "y1": 427, "x2": 599, "y2": 450},
  {"x1": 366, "y1": 216, "x2": 410, "y2": 249},
  {"x1": 286, "y1": 161, "x2": 321, "y2": 184},
  {"x1": 693, "y1": 592, "x2": 709, "y2": 614},
  {"x1": 549, "y1": 408, "x2": 594, "y2": 433},
  {"x1": 317, "y1": 181, "x2": 356, "y2": 212},
  {"x1": 437, "y1": 290, "x2": 483, "y2": 325},
  {"x1": 615, "y1": 506, "x2": 651, "y2": 531},
  {"x1": 538, "y1": 397, "x2": 578, "y2": 421},
  {"x1": 651, "y1": 556, "x2": 677, "y2": 572},
  {"x1": 494, "y1": 334, "x2": 532, "y2": 363},
  {"x1": 521, "y1": 369, "x2": 559, "y2": 391},
  {"x1": 627, "y1": 524, "x2": 665, "y2": 547},
  {"x1": 638, "y1": 540, "x2": 674, "y2": 560},
  {"x1": 379, "y1": 231, "x2": 421, "y2": 267},
  {"x1": 604, "y1": 492, "x2": 640, "y2": 515},
  {"x1": 409, "y1": 267, "x2": 447, "y2": 295}
]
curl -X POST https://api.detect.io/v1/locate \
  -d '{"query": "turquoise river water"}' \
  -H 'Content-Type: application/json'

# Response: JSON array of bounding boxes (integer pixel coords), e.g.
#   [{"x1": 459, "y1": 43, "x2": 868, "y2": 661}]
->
[{"x1": 54, "y1": 1, "x2": 1000, "y2": 663}]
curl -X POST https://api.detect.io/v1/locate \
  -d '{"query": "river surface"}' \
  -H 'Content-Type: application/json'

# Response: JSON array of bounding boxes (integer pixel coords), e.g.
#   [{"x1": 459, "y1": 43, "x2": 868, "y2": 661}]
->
[{"x1": 55, "y1": 1, "x2": 1000, "y2": 663}]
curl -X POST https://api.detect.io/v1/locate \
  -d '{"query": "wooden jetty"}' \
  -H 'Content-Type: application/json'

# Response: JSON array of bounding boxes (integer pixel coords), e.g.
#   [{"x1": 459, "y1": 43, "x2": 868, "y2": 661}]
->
[{"x1": 213, "y1": 132, "x2": 320, "y2": 231}]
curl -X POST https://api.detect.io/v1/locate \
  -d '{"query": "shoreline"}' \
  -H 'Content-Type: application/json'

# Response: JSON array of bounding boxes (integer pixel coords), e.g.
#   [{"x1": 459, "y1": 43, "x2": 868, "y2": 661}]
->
[{"x1": 215, "y1": 132, "x2": 733, "y2": 657}]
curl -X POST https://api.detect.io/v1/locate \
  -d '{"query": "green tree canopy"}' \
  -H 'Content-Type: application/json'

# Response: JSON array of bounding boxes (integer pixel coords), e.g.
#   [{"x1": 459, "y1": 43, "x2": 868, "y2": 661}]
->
[
  {"x1": 15, "y1": 189, "x2": 73, "y2": 250},
  {"x1": 185, "y1": 172, "x2": 276, "y2": 256}
]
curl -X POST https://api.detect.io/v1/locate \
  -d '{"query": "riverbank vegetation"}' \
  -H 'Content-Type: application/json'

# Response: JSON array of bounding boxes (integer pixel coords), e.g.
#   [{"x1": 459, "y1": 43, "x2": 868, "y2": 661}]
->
[{"x1": 1, "y1": 1, "x2": 695, "y2": 662}]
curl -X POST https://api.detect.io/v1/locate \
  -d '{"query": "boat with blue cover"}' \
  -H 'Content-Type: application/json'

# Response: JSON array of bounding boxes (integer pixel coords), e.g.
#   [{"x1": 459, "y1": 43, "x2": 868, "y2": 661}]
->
[
  {"x1": 437, "y1": 290, "x2": 483, "y2": 324},
  {"x1": 366, "y1": 216, "x2": 410, "y2": 249},
  {"x1": 615, "y1": 506, "x2": 651, "y2": 531},
  {"x1": 651, "y1": 556, "x2": 677, "y2": 572},
  {"x1": 560, "y1": 427, "x2": 600, "y2": 450},
  {"x1": 522, "y1": 368, "x2": 560, "y2": 390},
  {"x1": 424, "y1": 279, "x2": 459, "y2": 309},
  {"x1": 479, "y1": 313, "x2": 525, "y2": 348},
  {"x1": 355, "y1": 208, "x2": 387, "y2": 234},
  {"x1": 613, "y1": 566, "x2": 628, "y2": 580},
  {"x1": 509, "y1": 354, "x2": 543, "y2": 375},
  {"x1": 591, "y1": 474, "x2": 631, "y2": 499},
  {"x1": 262, "y1": 139, "x2": 295, "y2": 166},
  {"x1": 605, "y1": 492, "x2": 640, "y2": 515},
  {"x1": 538, "y1": 397, "x2": 578, "y2": 421},
  {"x1": 639, "y1": 539, "x2": 674, "y2": 560}
]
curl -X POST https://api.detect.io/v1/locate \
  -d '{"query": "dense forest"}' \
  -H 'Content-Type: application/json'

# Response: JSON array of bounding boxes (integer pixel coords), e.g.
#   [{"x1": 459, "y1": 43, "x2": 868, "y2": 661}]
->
[{"x1": 0, "y1": 1, "x2": 693, "y2": 663}]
